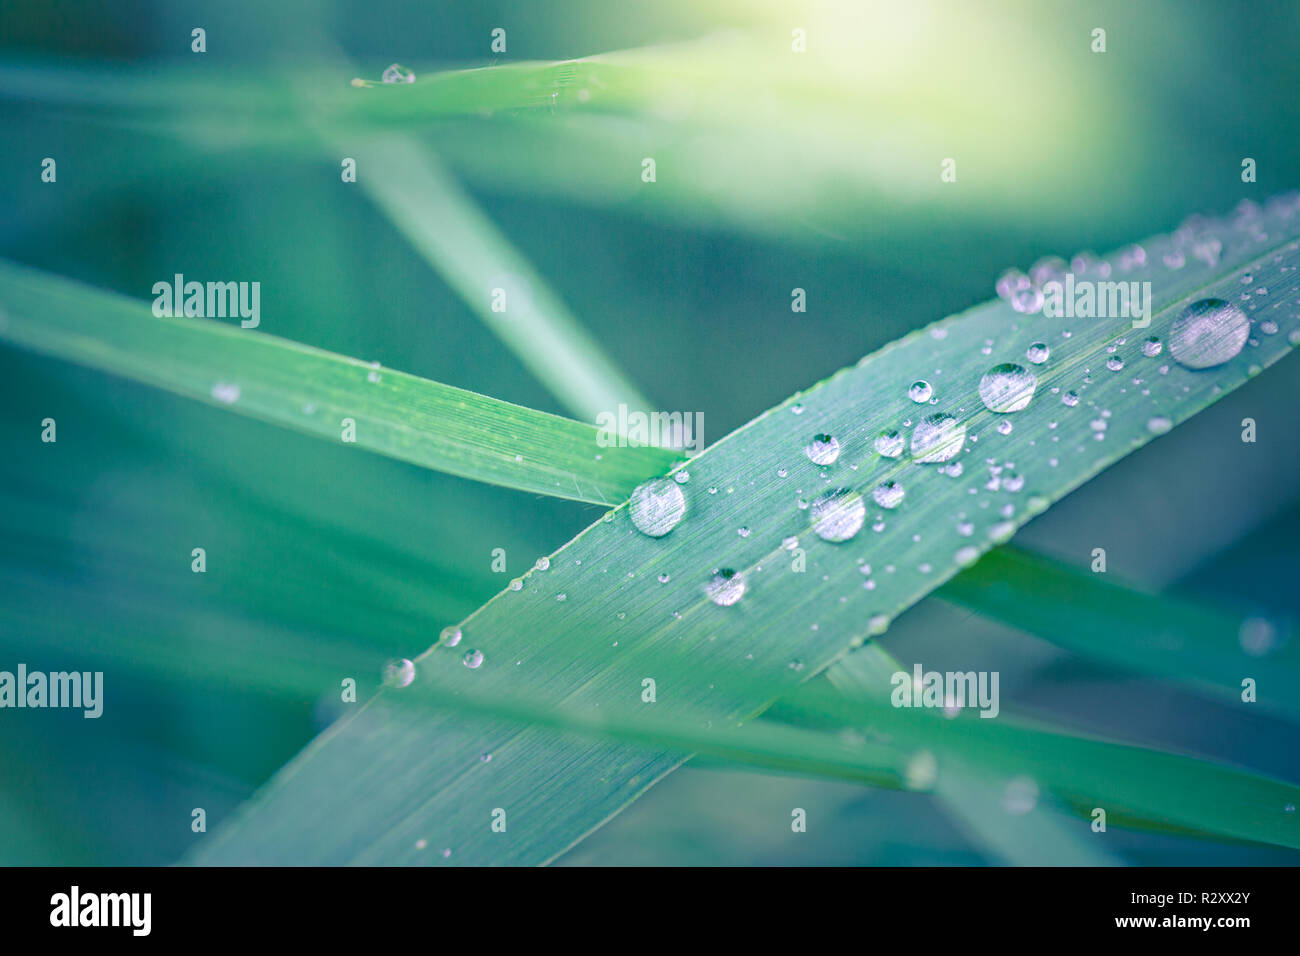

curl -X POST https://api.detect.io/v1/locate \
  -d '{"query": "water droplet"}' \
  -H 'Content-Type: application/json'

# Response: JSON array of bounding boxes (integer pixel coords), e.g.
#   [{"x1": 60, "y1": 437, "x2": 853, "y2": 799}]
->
[
  {"x1": 383, "y1": 658, "x2": 415, "y2": 688},
  {"x1": 1010, "y1": 286, "x2": 1043, "y2": 314},
  {"x1": 440, "y1": 626, "x2": 462, "y2": 647},
  {"x1": 804, "y1": 433, "x2": 841, "y2": 465},
  {"x1": 657, "y1": 572, "x2": 671, "y2": 584},
  {"x1": 978, "y1": 363, "x2": 1037, "y2": 413},
  {"x1": 555, "y1": 592, "x2": 567, "y2": 602},
  {"x1": 462, "y1": 649, "x2": 484, "y2": 669},
  {"x1": 910, "y1": 413, "x2": 966, "y2": 463},
  {"x1": 996, "y1": 268, "x2": 1029, "y2": 300},
  {"x1": 382, "y1": 63, "x2": 416, "y2": 84},
  {"x1": 791, "y1": 403, "x2": 804, "y2": 415},
  {"x1": 1147, "y1": 415, "x2": 1172, "y2": 435},
  {"x1": 1003, "y1": 472, "x2": 1025, "y2": 492},
  {"x1": 211, "y1": 382, "x2": 241, "y2": 405},
  {"x1": 1169, "y1": 298, "x2": 1249, "y2": 369},
  {"x1": 1062, "y1": 391, "x2": 1080, "y2": 407},
  {"x1": 1142, "y1": 336, "x2": 1163, "y2": 357},
  {"x1": 810, "y1": 489, "x2": 866, "y2": 542},
  {"x1": 1106, "y1": 356, "x2": 1124, "y2": 372},
  {"x1": 706, "y1": 569, "x2": 746, "y2": 607},
  {"x1": 509, "y1": 577, "x2": 523, "y2": 591},
  {"x1": 673, "y1": 470, "x2": 690, "y2": 485},
  {"x1": 534, "y1": 556, "x2": 550, "y2": 571},
  {"x1": 954, "y1": 545, "x2": 980, "y2": 567},
  {"x1": 1026, "y1": 342, "x2": 1050, "y2": 364},
  {"x1": 629, "y1": 478, "x2": 687, "y2": 537},
  {"x1": 908, "y1": 380, "x2": 933, "y2": 403},
  {"x1": 737, "y1": 526, "x2": 751, "y2": 538},
  {"x1": 871, "y1": 480, "x2": 905, "y2": 510},
  {"x1": 480, "y1": 752, "x2": 492, "y2": 763},
  {"x1": 1002, "y1": 776, "x2": 1039, "y2": 815},
  {"x1": 873, "y1": 429, "x2": 905, "y2": 458},
  {"x1": 776, "y1": 467, "x2": 788, "y2": 478},
  {"x1": 996, "y1": 420, "x2": 1013, "y2": 435}
]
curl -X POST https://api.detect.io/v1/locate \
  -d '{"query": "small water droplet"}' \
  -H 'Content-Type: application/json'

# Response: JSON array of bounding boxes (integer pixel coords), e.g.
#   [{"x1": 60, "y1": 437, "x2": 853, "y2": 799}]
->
[
  {"x1": 382, "y1": 63, "x2": 416, "y2": 84},
  {"x1": 1106, "y1": 356, "x2": 1124, "y2": 372},
  {"x1": 871, "y1": 480, "x2": 905, "y2": 510},
  {"x1": 1142, "y1": 336, "x2": 1163, "y2": 357},
  {"x1": 810, "y1": 488, "x2": 867, "y2": 542},
  {"x1": 1169, "y1": 298, "x2": 1249, "y2": 369},
  {"x1": 629, "y1": 478, "x2": 687, "y2": 537},
  {"x1": 805, "y1": 433, "x2": 841, "y2": 465},
  {"x1": 706, "y1": 569, "x2": 746, "y2": 607},
  {"x1": 462, "y1": 649, "x2": 484, "y2": 669},
  {"x1": 509, "y1": 577, "x2": 523, "y2": 591},
  {"x1": 211, "y1": 382, "x2": 241, "y2": 405},
  {"x1": 657, "y1": 572, "x2": 671, "y2": 583},
  {"x1": 534, "y1": 556, "x2": 550, "y2": 571},
  {"x1": 979, "y1": 363, "x2": 1037, "y2": 413},
  {"x1": 1062, "y1": 391, "x2": 1079, "y2": 407},
  {"x1": 1147, "y1": 415, "x2": 1173, "y2": 435},
  {"x1": 874, "y1": 429, "x2": 905, "y2": 458},
  {"x1": 996, "y1": 420, "x2": 1013, "y2": 435},
  {"x1": 1026, "y1": 342, "x2": 1050, "y2": 365},
  {"x1": 383, "y1": 658, "x2": 415, "y2": 687},
  {"x1": 1010, "y1": 286, "x2": 1044, "y2": 314},
  {"x1": 908, "y1": 380, "x2": 933, "y2": 403},
  {"x1": 954, "y1": 545, "x2": 980, "y2": 567},
  {"x1": 440, "y1": 626, "x2": 462, "y2": 647},
  {"x1": 791, "y1": 403, "x2": 805, "y2": 415},
  {"x1": 911, "y1": 413, "x2": 966, "y2": 463},
  {"x1": 737, "y1": 526, "x2": 751, "y2": 538}
]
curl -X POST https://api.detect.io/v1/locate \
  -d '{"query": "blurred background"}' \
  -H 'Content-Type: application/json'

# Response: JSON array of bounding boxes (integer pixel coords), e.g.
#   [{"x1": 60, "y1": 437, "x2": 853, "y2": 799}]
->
[{"x1": 1, "y1": 0, "x2": 1297, "y2": 864}]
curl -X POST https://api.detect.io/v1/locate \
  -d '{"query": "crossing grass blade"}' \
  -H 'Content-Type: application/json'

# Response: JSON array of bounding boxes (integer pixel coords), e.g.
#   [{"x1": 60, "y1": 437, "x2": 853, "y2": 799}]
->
[
  {"x1": 0, "y1": 258, "x2": 677, "y2": 504},
  {"x1": 185, "y1": 197, "x2": 1300, "y2": 864}
]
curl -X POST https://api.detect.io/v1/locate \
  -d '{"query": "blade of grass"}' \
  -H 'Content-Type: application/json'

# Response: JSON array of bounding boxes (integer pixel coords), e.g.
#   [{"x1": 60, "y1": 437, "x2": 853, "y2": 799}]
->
[
  {"x1": 938, "y1": 545, "x2": 1300, "y2": 721},
  {"x1": 0, "y1": 258, "x2": 677, "y2": 504},
  {"x1": 189, "y1": 197, "x2": 1300, "y2": 864}
]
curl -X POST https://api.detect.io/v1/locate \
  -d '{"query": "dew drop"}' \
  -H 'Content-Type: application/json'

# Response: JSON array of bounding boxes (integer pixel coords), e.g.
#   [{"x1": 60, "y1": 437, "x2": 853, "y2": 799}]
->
[
  {"x1": 534, "y1": 556, "x2": 550, "y2": 571},
  {"x1": 211, "y1": 382, "x2": 241, "y2": 405},
  {"x1": 954, "y1": 546, "x2": 980, "y2": 567},
  {"x1": 462, "y1": 649, "x2": 484, "y2": 669},
  {"x1": 810, "y1": 489, "x2": 866, "y2": 542},
  {"x1": 674, "y1": 470, "x2": 690, "y2": 484},
  {"x1": 874, "y1": 429, "x2": 905, "y2": 458},
  {"x1": 706, "y1": 569, "x2": 746, "y2": 607},
  {"x1": 383, "y1": 658, "x2": 415, "y2": 688},
  {"x1": 1062, "y1": 391, "x2": 1080, "y2": 407},
  {"x1": 1026, "y1": 342, "x2": 1050, "y2": 364},
  {"x1": 382, "y1": 63, "x2": 416, "y2": 84},
  {"x1": 1169, "y1": 298, "x2": 1250, "y2": 369},
  {"x1": 978, "y1": 363, "x2": 1037, "y2": 413},
  {"x1": 805, "y1": 433, "x2": 841, "y2": 465},
  {"x1": 871, "y1": 480, "x2": 905, "y2": 510},
  {"x1": 440, "y1": 626, "x2": 462, "y2": 647},
  {"x1": 1106, "y1": 356, "x2": 1124, "y2": 372},
  {"x1": 629, "y1": 478, "x2": 687, "y2": 537},
  {"x1": 1147, "y1": 415, "x2": 1173, "y2": 435},
  {"x1": 910, "y1": 413, "x2": 966, "y2": 463},
  {"x1": 1142, "y1": 336, "x2": 1163, "y2": 357},
  {"x1": 908, "y1": 380, "x2": 933, "y2": 403},
  {"x1": 1010, "y1": 286, "x2": 1044, "y2": 314}
]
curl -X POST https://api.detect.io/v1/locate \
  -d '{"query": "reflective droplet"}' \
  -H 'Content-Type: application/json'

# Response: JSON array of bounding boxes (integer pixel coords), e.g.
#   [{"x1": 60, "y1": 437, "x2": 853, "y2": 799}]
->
[
  {"x1": 211, "y1": 382, "x2": 241, "y2": 405},
  {"x1": 382, "y1": 63, "x2": 416, "y2": 84},
  {"x1": 1106, "y1": 356, "x2": 1124, "y2": 372},
  {"x1": 440, "y1": 626, "x2": 462, "y2": 647},
  {"x1": 954, "y1": 546, "x2": 980, "y2": 567},
  {"x1": 1147, "y1": 415, "x2": 1172, "y2": 435},
  {"x1": 1142, "y1": 336, "x2": 1163, "y2": 357},
  {"x1": 1169, "y1": 298, "x2": 1249, "y2": 369},
  {"x1": 1026, "y1": 342, "x2": 1050, "y2": 365},
  {"x1": 1010, "y1": 286, "x2": 1044, "y2": 314},
  {"x1": 810, "y1": 489, "x2": 866, "y2": 542},
  {"x1": 1062, "y1": 391, "x2": 1080, "y2": 407},
  {"x1": 509, "y1": 577, "x2": 523, "y2": 591},
  {"x1": 874, "y1": 429, "x2": 905, "y2": 458},
  {"x1": 996, "y1": 269, "x2": 1029, "y2": 300},
  {"x1": 629, "y1": 478, "x2": 687, "y2": 537},
  {"x1": 996, "y1": 420, "x2": 1013, "y2": 435},
  {"x1": 534, "y1": 556, "x2": 550, "y2": 571},
  {"x1": 908, "y1": 380, "x2": 933, "y2": 403},
  {"x1": 462, "y1": 649, "x2": 484, "y2": 669},
  {"x1": 706, "y1": 569, "x2": 746, "y2": 607},
  {"x1": 383, "y1": 658, "x2": 415, "y2": 688},
  {"x1": 871, "y1": 480, "x2": 905, "y2": 510},
  {"x1": 674, "y1": 470, "x2": 690, "y2": 484},
  {"x1": 804, "y1": 433, "x2": 841, "y2": 465},
  {"x1": 911, "y1": 413, "x2": 966, "y2": 463},
  {"x1": 978, "y1": 363, "x2": 1037, "y2": 413}
]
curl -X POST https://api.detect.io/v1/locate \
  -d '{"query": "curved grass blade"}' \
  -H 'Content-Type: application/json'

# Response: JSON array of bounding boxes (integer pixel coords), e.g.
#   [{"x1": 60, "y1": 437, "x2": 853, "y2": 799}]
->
[
  {"x1": 0, "y1": 258, "x2": 676, "y2": 504},
  {"x1": 189, "y1": 196, "x2": 1300, "y2": 864},
  {"x1": 938, "y1": 545, "x2": 1300, "y2": 721}
]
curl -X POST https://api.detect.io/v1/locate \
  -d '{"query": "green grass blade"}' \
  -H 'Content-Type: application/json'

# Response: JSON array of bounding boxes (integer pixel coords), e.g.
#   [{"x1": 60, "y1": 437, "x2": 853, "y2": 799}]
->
[
  {"x1": 353, "y1": 136, "x2": 653, "y2": 422},
  {"x1": 0, "y1": 258, "x2": 676, "y2": 504},
  {"x1": 938, "y1": 545, "x2": 1300, "y2": 720},
  {"x1": 185, "y1": 196, "x2": 1300, "y2": 864},
  {"x1": 825, "y1": 651, "x2": 1300, "y2": 849}
]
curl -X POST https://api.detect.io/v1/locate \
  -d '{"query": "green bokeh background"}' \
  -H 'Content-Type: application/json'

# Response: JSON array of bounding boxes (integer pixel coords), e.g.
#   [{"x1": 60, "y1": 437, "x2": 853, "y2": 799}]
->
[{"x1": 1, "y1": 0, "x2": 1297, "y2": 864}]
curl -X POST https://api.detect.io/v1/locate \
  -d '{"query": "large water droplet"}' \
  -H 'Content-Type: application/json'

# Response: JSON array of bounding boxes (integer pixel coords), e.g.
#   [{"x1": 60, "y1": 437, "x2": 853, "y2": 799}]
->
[
  {"x1": 810, "y1": 489, "x2": 866, "y2": 542},
  {"x1": 629, "y1": 478, "x2": 686, "y2": 537},
  {"x1": 871, "y1": 480, "x2": 905, "y2": 509},
  {"x1": 978, "y1": 363, "x2": 1037, "y2": 413},
  {"x1": 911, "y1": 413, "x2": 966, "y2": 463},
  {"x1": 804, "y1": 433, "x2": 841, "y2": 465},
  {"x1": 706, "y1": 569, "x2": 746, "y2": 607},
  {"x1": 1169, "y1": 298, "x2": 1249, "y2": 369}
]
